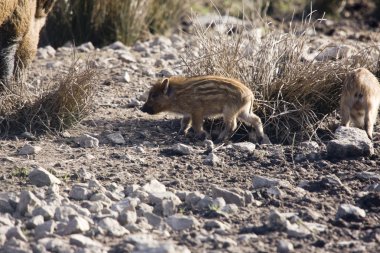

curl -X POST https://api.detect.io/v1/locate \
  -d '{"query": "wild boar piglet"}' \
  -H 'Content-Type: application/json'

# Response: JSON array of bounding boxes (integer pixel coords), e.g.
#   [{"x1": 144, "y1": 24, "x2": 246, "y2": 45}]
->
[
  {"x1": 340, "y1": 67, "x2": 380, "y2": 139},
  {"x1": 141, "y1": 75, "x2": 265, "y2": 143}
]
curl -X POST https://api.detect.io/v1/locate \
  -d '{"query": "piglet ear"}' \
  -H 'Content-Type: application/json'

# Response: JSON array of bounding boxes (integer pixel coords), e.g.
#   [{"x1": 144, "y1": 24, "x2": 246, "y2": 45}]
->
[{"x1": 162, "y1": 78, "x2": 170, "y2": 95}]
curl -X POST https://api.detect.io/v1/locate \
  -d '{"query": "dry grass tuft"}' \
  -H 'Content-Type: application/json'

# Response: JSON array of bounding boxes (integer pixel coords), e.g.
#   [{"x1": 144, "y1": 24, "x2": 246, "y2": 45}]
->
[
  {"x1": 183, "y1": 14, "x2": 380, "y2": 143},
  {"x1": 0, "y1": 61, "x2": 98, "y2": 135}
]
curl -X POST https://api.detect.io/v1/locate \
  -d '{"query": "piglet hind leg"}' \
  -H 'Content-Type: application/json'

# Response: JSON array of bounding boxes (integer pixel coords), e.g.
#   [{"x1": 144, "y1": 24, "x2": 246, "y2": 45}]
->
[{"x1": 364, "y1": 105, "x2": 377, "y2": 140}]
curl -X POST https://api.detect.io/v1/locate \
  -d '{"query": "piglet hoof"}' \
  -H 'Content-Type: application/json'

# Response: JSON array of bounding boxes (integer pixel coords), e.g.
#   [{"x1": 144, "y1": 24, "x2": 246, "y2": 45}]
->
[
  {"x1": 178, "y1": 129, "x2": 188, "y2": 137},
  {"x1": 259, "y1": 134, "x2": 271, "y2": 145},
  {"x1": 195, "y1": 132, "x2": 209, "y2": 141}
]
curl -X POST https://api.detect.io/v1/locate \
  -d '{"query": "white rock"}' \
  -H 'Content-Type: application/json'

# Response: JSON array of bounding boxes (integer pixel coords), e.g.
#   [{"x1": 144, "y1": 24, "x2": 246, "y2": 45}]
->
[
  {"x1": 315, "y1": 44, "x2": 354, "y2": 61},
  {"x1": 63, "y1": 216, "x2": 90, "y2": 235},
  {"x1": 277, "y1": 240, "x2": 294, "y2": 253},
  {"x1": 90, "y1": 193, "x2": 112, "y2": 206},
  {"x1": 29, "y1": 167, "x2": 61, "y2": 187},
  {"x1": 6, "y1": 226, "x2": 28, "y2": 241},
  {"x1": 77, "y1": 42, "x2": 95, "y2": 52},
  {"x1": 0, "y1": 197, "x2": 14, "y2": 213},
  {"x1": 237, "y1": 233, "x2": 258, "y2": 244},
  {"x1": 149, "y1": 192, "x2": 181, "y2": 215},
  {"x1": 252, "y1": 175, "x2": 282, "y2": 189},
  {"x1": 38, "y1": 237, "x2": 71, "y2": 252},
  {"x1": 26, "y1": 215, "x2": 44, "y2": 229},
  {"x1": 203, "y1": 152, "x2": 221, "y2": 166},
  {"x1": 166, "y1": 214, "x2": 199, "y2": 231},
  {"x1": 286, "y1": 223, "x2": 311, "y2": 238},
  {"x1": 143, "y1": 211, "x2": 163, "y2": 227},
  {"x1": 76, "y1": 134, "x2": 99, "y2": 148},
  {"x1": 194, "y1": 196, "x2": 213, "y2": 211},
  {"x1": 107, "y1": 41, "x2": 128, "y2": 50},
  {"x1": 336, "y1": 204, "x2": 366, "y2": 220},
  {"x1": 98, "y1": 217, "x2": 129, "y2": 236},
  {"x1": 142, "y1": 179, "x2": 166, "y2": 194},
  {"x1": 267, "y1": 186, "x2": 284, "y2": 197},
  {"x1": 35, "y1": 220, "x2": 55, "y2": 238},
  {"x1": 232, "y1": 142, "x2": 256, "y2": 152},
  {"x1": 69, "y1": 234, "x2": 103, "y2": 248},
  {"x1": 185, "y1": 192, "x2": 205, "y2": 209},
  {"x1": 172, "y1": 143, "x2": 193, "y2": 155},
  {"x1": 356, "y1": 171, "x2": 380, "y2": 181},
  {"x1": 119, "y1": 53, "x2": 136, "y2": 63},
  {"x1": 327, "y1": 126, "x2": 374, "y2": 158},
  {"x1": 212, "y1": 186, "x2": 245, "y2": 206},
  {"x1": 69, "y1": 184, "x2": 91, "y2": 200},
  {"x1": 124, "y1": 71, "x2": 131, "y2": 82},
  {"x1": 106, "y1": 132, "x2": 126, "y2": 145},
  {"x1": 0, "y1": 213, "x2": 14, "y2": 226},
  {"x1": 268, "y1": 210, "x2": 289, "y2": 230},
  {"x1": 32, "y1": 205, "x2": 55, "y2": 220},
  {"x1": 212, "y1": 197, "x2": 226, "y2": 209},
  {"x1": 17, "y1": 191, "x2": 41, "y2": 216},
  {"x1": 18, "y1": 144, "x2": 41, "y2": 155},
  {"x1": 119, "y1": 209, "x2": 137, "y2": 225},
  {"x1": 54, "y1": 206, "x2": 79, "y2": 222}
]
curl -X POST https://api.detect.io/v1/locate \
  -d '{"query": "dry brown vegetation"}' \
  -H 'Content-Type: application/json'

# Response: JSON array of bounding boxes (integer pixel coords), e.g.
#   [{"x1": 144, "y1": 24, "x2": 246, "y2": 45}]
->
[
  {"x1": 183, "y1": 15, "x2": 380, "y2": 143},
  {"x1": 43, "y1": 0, "x2": 189, "y2": 47},
  {"x1": 0, "y1": 61, "x2": 98, "y2": 135}
]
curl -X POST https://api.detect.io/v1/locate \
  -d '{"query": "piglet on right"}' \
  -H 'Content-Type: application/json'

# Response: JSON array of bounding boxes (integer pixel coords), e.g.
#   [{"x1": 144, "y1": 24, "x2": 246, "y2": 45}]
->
[{"x1": 340, "y1": 68, "x2": 380, "y2": 140}]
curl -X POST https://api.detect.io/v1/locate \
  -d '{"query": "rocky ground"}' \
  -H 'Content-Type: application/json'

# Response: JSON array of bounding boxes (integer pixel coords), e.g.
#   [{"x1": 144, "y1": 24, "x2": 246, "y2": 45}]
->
[{"x1": 1, "y1": 16, "x2": 380, "y2": 253}]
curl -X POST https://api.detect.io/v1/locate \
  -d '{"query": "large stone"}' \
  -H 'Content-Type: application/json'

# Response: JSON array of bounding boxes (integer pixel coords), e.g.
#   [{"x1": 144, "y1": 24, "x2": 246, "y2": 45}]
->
[
  {"x1": 185, "y1": 192, "x2": 205, "y2": 209},
  {"x1": 106, "y1": 132, "x2": 126, "y2": 145},
  {"x1": 38, "y1": 237, "x2": 71, "y2": 252},
  {"x1": 315, "y1": 44, "x2": 354, "y2": 61},
  {"x1": 0, "y1": 197, "x2": 14, "y2": 214},
  {"x1": 18, "y1": 144, "x2": 41, "y2": 155},
  {"x1": 171, "y1": 143, "x2": 193, "y2": 155},
  {"x1": 63, "y1": 216, "x2": 90, "y2": 235},
  {"x1": 277, "y1": 240, "x2": 294, "y2": 253},
  {"x1": 211, "y1": 186, "x2": 245, "y2": 206},
  {"x1": 98, "y1": 217, "x2": 129, "y2": 236},
  {"x1": 336, "y1": 204, "x2": 366, "y2": 221},
  {"x1": 143, "y1": 211, "x2": 163, "y2": 227},
  {"x1": 6, "y1": 226, "x2": 28, "y2": 241},
  {"x1": 252, "y1": 175, "x2": 282, "y2": 189},
  {"x1": 166, "y1": 214, "x2": 199, "y2": 231},
  {"x1": 69, "y1": 184, "x2": 91, "y2": 200},
  {"x1": 203, "y1": 153, "x2": 221, "y2": 166},
  {"x1": 69, "y1": 234, "x2": 103, "y2": 248},
  {"x1": 17, "y1": 191, "x2": 41, "y2": 216},
  {"x1": 76, "y1": 134, "x2": 99, "y2": 148},
  {"x1": 26, "y1": 215, "x2": 44, "y2": 229},
  {"x1": 54, "y1": 206, "x2": 79, "y2": 222},
  {"x1": 119, "y1": 209, "x2": 137, "y2": 225},
  {"x1": 29, "y1": 167, "x2": 61, "y2": 187},
  {"x1": 327, "y1": 126, "x2": 374, "y2": 158},
  {"x1": 142, "y1": 179, "x2": 166, "y2": 194},
  {"x1": 34, "y1": 220, "x2": 55, "y2": 239},
  {"x1": 232, "y1": 142, "x2": 256, "y2": 152},
  {"x1": 148, "y1": 192, "x2": 181, "y2": 216},
  {"x1": 32, "y1": 205, "x2": 55, "y2": 220}
]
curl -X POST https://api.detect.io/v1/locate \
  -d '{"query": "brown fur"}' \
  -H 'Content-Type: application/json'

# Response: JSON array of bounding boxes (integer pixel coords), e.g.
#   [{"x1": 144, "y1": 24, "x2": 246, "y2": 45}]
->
[
  {"x1": 0, "y1": 0, "x2": 56, "y2": 82},
  {"x1": 340, "y1": 68, "x2": 380, "y2": 139},
  {"x1": 141, "y1": 75, "x2": 265, "y2": 143}
]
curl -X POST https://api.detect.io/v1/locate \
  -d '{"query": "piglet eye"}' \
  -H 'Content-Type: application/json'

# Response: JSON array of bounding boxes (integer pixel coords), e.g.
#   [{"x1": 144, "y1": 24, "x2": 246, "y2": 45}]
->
[{"x1": 152, "y1": 93, "x2": 159, "y2": 99}]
